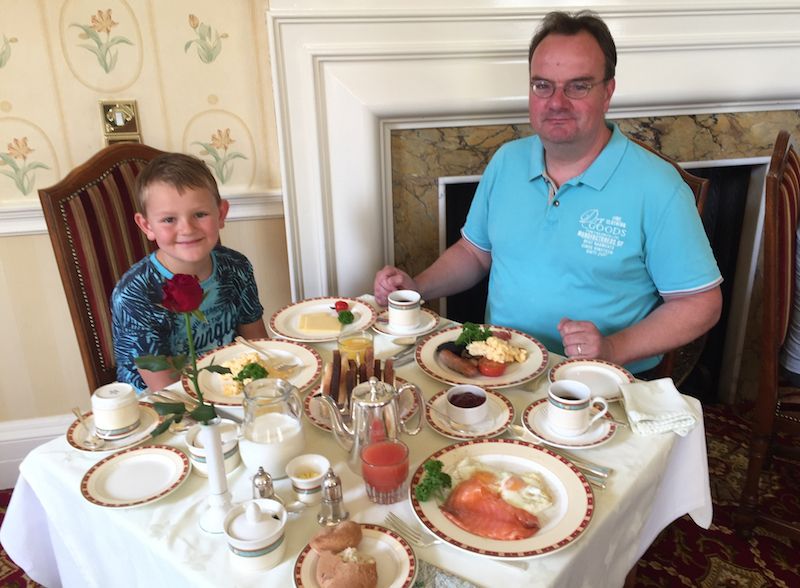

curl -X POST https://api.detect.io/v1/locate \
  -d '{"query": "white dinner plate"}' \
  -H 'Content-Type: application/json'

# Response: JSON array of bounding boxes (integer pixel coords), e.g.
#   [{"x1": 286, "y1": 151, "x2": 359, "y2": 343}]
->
[
  {"x1": 425, "y1": 389, "x2": 514, "y2": 440},
  {"x1": 293, "y1": 524, "x2": 417, "y2": 588},
  {"x1": 372, "y1": 308, "x2": 439, "y2": 338},
  {"x1": 66, "y1": 404, "x2": 161, "y2": 453},
  {"x1": 270, "y1": 297, "x2": 377, "y2": 342},
  {"x1": 415, "y1": 326, "x2": 548, "y2": 389},
  {"x1": 410, "y1": 439, "x2": 593, "y2": 559},
  {"x1": 523, "y1": 398, "x2": 618, "y2": 450},
  {"x1": 548, "y1": 359, "x2": 634, "y2": 402},
  {"x1": 304, "y1": 377, "x2": 418, "y2": 432},
  {"x1": 80, "y1": 445, "x2": 191, "y2": 508},
  {"x1": 182, "y1": 339, "x2": 323, "y2": 406}
]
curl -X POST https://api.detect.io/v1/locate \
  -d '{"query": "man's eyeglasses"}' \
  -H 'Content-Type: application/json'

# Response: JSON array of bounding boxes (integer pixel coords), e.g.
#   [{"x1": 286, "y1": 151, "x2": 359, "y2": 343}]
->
[{"x1": 530, "y1": 79, "x2": 606, "y2": 100}]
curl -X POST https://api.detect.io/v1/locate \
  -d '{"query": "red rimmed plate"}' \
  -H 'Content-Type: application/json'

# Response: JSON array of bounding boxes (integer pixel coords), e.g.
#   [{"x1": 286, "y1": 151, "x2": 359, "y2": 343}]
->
[
  {"x1": 415, "y1": 326, "x2": 548, "y2": 389},
  {"x1": 270, "y1": 297, "x2": 377, "y2": 342},
  {"x1": 304, "y1": 377, "x2": 418, "y2": 432},
  {"x1": 548, "y1": 358, "x2": 634, "y2": 402},
  {"x1": 182, "y1": 339, "x2": 323, "y2": 406},
  {"x1": 80, "y1": 445, "x2": 190, "y2": 508},
  {"x1": 425, "y1": 389, "x2": 514, "y2": 440},
  {"x1": 410, "y1": 438, "x2": 593, "y2": 559},
  {"x1": 293, "y1": 524, "x2": 417, "y2": 587},
  {"x1": 523, "y1": 398, "x2": 618, "y2": 450},
  {"x1": 66, "y1": 403, "x2": 161, "y2": 453}
]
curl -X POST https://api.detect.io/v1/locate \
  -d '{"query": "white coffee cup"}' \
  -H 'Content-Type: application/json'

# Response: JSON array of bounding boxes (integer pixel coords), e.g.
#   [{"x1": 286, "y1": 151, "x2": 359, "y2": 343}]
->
[
  {"x1": 547, "y1": 380, "x2": 608, "y2": 437},
  {"x1": 387, "y1": 289, "x2": 422, "y2": 332}
]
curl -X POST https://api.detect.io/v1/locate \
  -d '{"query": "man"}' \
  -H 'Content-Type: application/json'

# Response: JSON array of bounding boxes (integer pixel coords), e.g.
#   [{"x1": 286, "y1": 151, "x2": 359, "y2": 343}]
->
[{"x1": 374, "y1": 11, "x2": 722, "y2": 375}]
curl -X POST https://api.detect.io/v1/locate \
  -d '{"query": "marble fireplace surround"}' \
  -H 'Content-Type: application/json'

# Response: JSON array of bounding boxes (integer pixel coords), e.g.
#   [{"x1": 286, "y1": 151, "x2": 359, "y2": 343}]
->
[{"x1": 268, "y1": 1, "x2": 800, "y2": 401}]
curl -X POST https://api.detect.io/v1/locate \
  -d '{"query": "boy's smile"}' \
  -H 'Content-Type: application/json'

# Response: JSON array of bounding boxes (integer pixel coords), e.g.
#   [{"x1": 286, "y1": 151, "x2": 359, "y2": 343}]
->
[{"x1": 135, "y1": 181, "x2": 229, "y2": 279}]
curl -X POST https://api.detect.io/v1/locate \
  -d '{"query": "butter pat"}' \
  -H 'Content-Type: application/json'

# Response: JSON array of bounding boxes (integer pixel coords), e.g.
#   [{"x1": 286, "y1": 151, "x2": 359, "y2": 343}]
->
[{"x1": 299, "y1": 312, "x2": 341, "y2": 334}]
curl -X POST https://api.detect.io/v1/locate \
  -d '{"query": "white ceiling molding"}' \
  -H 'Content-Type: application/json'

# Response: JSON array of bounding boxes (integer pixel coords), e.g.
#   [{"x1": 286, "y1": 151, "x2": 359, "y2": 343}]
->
[{"x1": 268, "y1": 1, "x2": 800, "y2": 300}]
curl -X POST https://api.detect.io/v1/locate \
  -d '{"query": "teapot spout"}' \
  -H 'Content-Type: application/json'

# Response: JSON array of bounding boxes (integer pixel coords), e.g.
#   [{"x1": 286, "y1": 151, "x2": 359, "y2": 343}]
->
[{"x1": 316, "y1": 394, "x2": 354, "y2": 452}]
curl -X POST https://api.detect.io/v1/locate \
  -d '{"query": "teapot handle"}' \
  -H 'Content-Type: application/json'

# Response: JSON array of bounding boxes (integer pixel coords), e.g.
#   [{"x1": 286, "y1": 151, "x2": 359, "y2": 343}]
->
[{"x1": 397, "y1": 382, "x2": 424, "y2": 435}]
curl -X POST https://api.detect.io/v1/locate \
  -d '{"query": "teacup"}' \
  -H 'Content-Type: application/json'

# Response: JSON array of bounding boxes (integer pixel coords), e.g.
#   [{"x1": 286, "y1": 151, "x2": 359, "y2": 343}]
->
[
  {"x1": 547, "y1": 380, "x2": 608, "y2": 437},
  {"x1": 224, "y1": 499, "x2": 287, "y2": 571},
  {"x1": 91, "y1": 382, "x2": 140, "y2": 439},
  {"x1": 285, "y1": 453, "x2": 330, "y2": 505},
  {"x1": 387, "y1": 290, "x2": 422, "y2": 332},
  {"x1": 445, "y1": 384, "x2": 488, "y2": 425},
  {"x1": 185, "y1": 419, "x2": 241, "y2": 477}
]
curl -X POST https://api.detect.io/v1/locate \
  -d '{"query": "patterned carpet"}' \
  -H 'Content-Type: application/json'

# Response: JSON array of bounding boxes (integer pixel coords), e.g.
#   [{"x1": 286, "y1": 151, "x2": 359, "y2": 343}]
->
[{"x1": 1, "y1": 404, "x2": 798, "y2": 587}]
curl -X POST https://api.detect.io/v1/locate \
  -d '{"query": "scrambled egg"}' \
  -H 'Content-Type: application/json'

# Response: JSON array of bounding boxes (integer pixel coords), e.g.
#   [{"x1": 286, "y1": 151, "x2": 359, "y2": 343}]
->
[
  {"x1": 220, "y1": 352, "x2": 269, "y2": 396},
  {"x1": 467, "y1": 336, "x2": 527, "y2": 363},
  {"x1": 452, "y1": 457, "x2": 553, "y2": 516}
]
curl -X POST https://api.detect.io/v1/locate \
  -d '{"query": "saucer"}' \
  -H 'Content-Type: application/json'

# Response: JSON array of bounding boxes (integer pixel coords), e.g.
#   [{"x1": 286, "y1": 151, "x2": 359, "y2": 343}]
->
[
  {"x1": 373, "y1": 308, "x2": 439, "y2": 337},
  {"x1": 66, "y1": 404, "x2": 162, "y2": 453},
  {"x1": 426, "y1": 389, "x2": 514, "y2": 440},
  {"x1": 522, "y1": 398, "x2": 617, "y2": 449}
]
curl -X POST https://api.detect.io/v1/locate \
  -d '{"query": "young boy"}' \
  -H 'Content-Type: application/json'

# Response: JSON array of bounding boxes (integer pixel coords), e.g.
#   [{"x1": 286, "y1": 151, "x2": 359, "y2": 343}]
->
[{"x1": 111, "y1": 152, "x2": 268, "y2": 392}]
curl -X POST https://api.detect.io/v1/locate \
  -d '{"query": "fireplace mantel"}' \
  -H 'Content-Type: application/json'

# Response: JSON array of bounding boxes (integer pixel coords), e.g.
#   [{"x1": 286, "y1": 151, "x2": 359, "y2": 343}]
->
[{"x1": 268, "y1": 1, "x2": 800, "y2": 300}]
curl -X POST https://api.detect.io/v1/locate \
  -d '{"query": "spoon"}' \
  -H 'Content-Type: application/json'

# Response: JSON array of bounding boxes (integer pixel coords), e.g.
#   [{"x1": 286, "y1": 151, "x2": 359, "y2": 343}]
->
[
  {"x1": 71, "y1": 407, "x2": 104, "y2": 449},
  {"x1": 234, "y1": 336, "x2": 301, "y2": 374},
  {"x1": 426, "y1": 403, "x2": 487, "y2": 436}
]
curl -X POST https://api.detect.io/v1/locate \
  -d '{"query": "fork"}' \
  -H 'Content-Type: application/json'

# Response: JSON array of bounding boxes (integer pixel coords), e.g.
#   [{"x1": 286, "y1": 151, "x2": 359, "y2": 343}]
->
[
  {"x1": 234, "y1": 336, "x2": 301, "y2": 373},
  {"x1": 384, "y1": 513, "x2": 529, "y2": 571}
]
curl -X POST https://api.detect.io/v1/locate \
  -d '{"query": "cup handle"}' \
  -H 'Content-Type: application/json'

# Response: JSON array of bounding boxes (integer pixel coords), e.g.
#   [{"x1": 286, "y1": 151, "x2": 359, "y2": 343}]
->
[
  {"x1": 588, "y1": 397, "x2": 609, "y2": 427},
  {"x1": 397, "y1": 383, "x2": 424, "y2": 435}
]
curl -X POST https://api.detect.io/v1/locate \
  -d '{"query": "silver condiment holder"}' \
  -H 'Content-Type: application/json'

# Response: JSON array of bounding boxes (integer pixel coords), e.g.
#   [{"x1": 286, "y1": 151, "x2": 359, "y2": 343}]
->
[{"x1": 317, "y1": 468, "x2": 348, "y2": 526}]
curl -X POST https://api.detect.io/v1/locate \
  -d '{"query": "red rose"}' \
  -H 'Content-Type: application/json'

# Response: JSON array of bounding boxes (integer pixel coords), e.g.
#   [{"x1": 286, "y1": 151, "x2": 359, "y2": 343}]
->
[{"x1": 161, "y1": 274, "x2": 204, "y2": 313}]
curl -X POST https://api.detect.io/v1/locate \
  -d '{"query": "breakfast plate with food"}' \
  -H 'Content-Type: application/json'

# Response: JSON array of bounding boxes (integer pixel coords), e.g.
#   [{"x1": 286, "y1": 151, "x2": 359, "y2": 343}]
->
[
  {"x1": 410, "y1": 439, "x2": 593, "y2": 559},
  {"x1": 523, "y1": 398, "x2": 618, "y2": 449},
  {"x1": 415, "y1": 324, "x2": 548, "y2": 389},
  {"x1": 293, "y1": 521, "x2": 417, "y2": 588},
  {"x1": 182, "y1": 339, "x2": 323, "y2": 406},
  {"x1": 548, "y1": 358, "x2": 635, "y2": 402},
  {"x1": 425, "y1": 389, "x2": 514, "y2": 440},
  {"x1": 270, "y1": 297, "x2": 377, "y2": 342}
]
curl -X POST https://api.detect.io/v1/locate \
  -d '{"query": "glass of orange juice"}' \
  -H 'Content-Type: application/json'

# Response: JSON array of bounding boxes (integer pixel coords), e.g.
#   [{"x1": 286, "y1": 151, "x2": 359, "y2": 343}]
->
[{"x1": 337, "y1": 329, "x2": 374, "y2": 366}]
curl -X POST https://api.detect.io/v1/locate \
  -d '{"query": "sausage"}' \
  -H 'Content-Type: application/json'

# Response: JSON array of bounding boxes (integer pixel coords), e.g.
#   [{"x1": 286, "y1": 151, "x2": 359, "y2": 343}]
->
[{"x1": 438, "y1": 349, "x2": 480, "y2": 377}]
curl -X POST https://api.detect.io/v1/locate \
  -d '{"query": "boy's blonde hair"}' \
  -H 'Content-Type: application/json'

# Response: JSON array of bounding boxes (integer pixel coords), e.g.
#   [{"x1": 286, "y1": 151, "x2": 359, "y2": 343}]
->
[{"x1": 135, "y1": 153, "x2": 221, "y2": 212}]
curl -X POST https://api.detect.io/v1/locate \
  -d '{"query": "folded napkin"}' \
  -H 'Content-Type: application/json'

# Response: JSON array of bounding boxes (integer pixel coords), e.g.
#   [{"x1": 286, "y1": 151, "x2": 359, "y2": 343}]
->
[{"x1": 620, "y1": 377, "x2": 698, "y2": 436}]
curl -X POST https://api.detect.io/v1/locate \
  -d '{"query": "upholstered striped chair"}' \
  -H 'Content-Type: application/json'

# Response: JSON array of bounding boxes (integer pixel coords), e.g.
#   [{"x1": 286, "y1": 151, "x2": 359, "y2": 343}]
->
[
  {"x1": 39, "y1": 143, "x2": 164, "y2": 393},
  {"x1": 630, "y1": 138, "x2": 711, "y2": 386},
  {"x1": 736, "y1": 130, "x2": 800, "y2": 540}
]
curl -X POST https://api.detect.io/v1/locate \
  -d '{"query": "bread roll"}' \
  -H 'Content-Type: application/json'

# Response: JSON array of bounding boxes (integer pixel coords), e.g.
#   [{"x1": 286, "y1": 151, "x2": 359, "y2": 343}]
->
[
  {"x1": 315, "y1": 548, "x2": 377, "y2": 588},
  {"x1": 310, "y1": 520, "x2": 362, "y2": 554}
]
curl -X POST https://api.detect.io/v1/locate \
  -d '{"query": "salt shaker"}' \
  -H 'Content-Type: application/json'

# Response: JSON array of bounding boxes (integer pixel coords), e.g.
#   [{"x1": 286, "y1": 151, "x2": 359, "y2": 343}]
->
[
  {"x1": 317, "y1": 468, "x2": 348, "y2": 526},
  {"x1": 252, "y1": 467, "x2": 282, "y2": 504}
]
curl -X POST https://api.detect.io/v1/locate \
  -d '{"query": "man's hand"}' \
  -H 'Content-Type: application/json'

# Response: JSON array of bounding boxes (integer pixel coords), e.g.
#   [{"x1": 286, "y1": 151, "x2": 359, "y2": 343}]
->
[
  {"x1": 374, "y1": 265, "x2": 417, "y2": 306},
  {"x1": 558, "y1": 318, "x2": 611, "y2": 360}
]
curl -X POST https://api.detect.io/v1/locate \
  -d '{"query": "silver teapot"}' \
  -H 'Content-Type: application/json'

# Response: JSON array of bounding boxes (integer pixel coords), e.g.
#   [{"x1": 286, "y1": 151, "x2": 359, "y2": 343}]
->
[{"x1": 317, "y1": 376, "x2": 424, "y2": 473}]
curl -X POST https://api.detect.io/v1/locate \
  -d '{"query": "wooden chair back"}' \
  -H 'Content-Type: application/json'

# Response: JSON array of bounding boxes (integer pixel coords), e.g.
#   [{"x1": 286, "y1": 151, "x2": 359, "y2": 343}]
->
[
  {"x1": 39, "y1": 143, "x2": 164, "y2": 393},
  {"x1": 630, "y1": 138, "x2": 711, "y2": 385},
  {"x1": 736, "y1": 130, "x2": 800, "y2": 541}
]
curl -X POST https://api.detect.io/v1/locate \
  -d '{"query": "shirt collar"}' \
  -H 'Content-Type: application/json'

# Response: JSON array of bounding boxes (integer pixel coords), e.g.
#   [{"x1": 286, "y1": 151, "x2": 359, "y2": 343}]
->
[{"x1": 528, "y1": 122, "x2": 627, "y2": 190}]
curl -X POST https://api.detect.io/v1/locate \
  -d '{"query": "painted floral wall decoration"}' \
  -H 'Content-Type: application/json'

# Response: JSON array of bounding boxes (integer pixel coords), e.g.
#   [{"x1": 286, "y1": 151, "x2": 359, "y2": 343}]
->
[
  {"x1": 71, "y1": 9, "x2": 132, "y2": 73},
  {"x1": 193, "y1": 129, "x2": 246, "y2": 185},
  {"x1": 185, "y1": 14, "x2": 228, "y2": 64},
  {"x1": 0, "y1": 35, "x2": 18, "y2": 68},
  {"x1": 0, "y1": 137, "x2": 50, "y2": 195}
]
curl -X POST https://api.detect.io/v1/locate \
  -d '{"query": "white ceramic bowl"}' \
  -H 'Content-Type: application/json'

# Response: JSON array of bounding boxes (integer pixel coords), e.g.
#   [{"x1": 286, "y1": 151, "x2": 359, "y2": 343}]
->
[
  {"x1": 224, "y1": 499, "x2": 287, "y2": 572},
  {"x1": 285, "y1": 454, "x2": 330, "y2": 505},
  {"x1": 185, "y1": 419, "x2": 241, "y2": 477},
  {"x1": 445, "y1": 384, "x2": 489, "y2": 425}
]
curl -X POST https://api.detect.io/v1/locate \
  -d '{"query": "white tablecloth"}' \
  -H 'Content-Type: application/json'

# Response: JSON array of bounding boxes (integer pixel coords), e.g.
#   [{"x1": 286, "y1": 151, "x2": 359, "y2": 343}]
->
[{"x1": 1, "y1": 317, "x2": 711, "y2": 588}]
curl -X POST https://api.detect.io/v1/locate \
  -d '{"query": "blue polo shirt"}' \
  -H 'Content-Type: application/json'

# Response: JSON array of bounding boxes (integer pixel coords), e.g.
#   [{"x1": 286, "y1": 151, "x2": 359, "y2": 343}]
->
[{"x1": 462, "y1": 124, "x2": 721, "y2": 373}]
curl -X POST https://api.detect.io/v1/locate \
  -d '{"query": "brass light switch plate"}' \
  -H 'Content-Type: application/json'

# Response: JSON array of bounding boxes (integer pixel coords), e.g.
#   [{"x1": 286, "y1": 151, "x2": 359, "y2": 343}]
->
[{"x1": 100, "y1": 100, "x2": 141, "y2": 144}]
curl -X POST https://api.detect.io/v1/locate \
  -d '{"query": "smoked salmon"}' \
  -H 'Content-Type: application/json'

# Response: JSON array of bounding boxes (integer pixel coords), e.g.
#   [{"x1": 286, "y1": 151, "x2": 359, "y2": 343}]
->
[{"x1": 440, "y1": 470, "x2": 540, "y2": 540}]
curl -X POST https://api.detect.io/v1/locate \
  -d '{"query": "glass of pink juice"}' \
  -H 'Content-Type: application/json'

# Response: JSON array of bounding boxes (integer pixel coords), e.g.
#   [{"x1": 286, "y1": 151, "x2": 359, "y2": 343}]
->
[{"x1": 360, "y1": 439, "x2": 410, "y2": 504}]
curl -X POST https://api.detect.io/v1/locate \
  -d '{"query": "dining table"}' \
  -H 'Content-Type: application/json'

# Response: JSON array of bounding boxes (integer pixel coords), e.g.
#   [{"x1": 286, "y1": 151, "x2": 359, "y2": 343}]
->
[{"x1": 0, "y1": 297, "x2": 712, "y2": 588}]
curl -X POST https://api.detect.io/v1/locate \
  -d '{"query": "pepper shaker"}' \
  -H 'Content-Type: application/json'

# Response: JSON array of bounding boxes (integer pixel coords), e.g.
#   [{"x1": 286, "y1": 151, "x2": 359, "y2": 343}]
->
[
  {"x1": 252, "y1": 467, "x2": 283, "y2": 505},
  {"x1": 317, "y1": 468, "x2": 349, "y2": 526}
]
